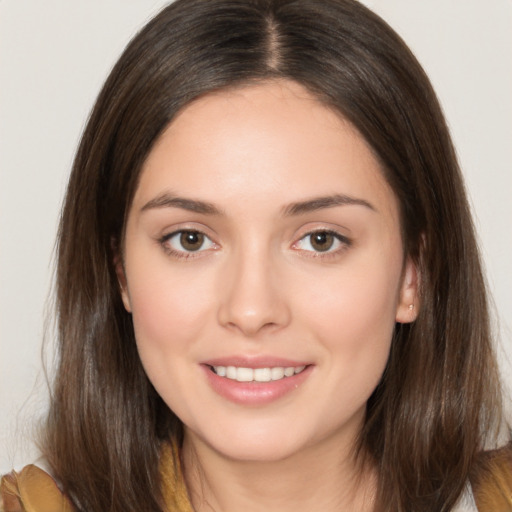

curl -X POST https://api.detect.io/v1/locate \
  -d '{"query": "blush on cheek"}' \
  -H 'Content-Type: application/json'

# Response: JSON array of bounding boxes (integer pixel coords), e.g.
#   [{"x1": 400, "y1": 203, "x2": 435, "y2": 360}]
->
[
  {"x1": 304, "y1": 269, "x2": 398, "y2": 363},
  {"x1": 129, "y1": 273, "x2": 212, "y2": 354}
]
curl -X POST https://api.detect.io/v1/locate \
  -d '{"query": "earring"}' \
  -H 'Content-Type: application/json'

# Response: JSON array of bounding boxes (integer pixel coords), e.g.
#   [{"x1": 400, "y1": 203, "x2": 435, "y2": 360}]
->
[{"x1": 408, "y1": 304, "x2": 414, "y2": 311}]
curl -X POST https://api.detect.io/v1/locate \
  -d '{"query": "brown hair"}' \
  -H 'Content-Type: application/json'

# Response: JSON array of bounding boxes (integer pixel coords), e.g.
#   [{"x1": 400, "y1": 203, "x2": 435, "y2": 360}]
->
[{"x1": 44, "y1": 0, "x2": 507, "y2": 510}]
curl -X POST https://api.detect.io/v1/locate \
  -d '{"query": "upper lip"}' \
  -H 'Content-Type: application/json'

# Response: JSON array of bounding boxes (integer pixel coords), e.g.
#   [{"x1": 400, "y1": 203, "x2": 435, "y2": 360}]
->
[{"x1": 202, "y1": 356, "x2": 311, "y2": 368}]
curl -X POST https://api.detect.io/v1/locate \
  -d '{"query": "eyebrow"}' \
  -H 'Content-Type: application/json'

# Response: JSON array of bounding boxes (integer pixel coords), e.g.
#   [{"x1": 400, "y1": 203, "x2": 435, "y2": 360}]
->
[
  {"x1": 283, "y1": 194, "x2": 376, "y2": 216},
  {"x1": 141, "y1": 193, "x2": 223, "y2": 215},
  {"x1": 140, "y1": 192, "x2": 375, "y2": 217}
]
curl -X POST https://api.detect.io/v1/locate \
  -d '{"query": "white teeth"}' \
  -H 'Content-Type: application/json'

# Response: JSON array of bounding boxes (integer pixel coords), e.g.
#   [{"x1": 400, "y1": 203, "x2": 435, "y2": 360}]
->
[
  {"x1": 254, "y1": 368, "x2": 272, "y2": 382},
  {"x1": 271, "y1": 367, "x2": 285, "y2": 380},
  {"x1": 212, "y1": 365, "x2": 307, "y2": 382},
  {"x1": 236, "y1": 367, "x2": 253, "y2": 382},
  {"x1": 226, "y1": 366, "x2": 237, "y2": 379},
  {"x1": 284, "y1": 367, "x2": 295, "y2": 377}
]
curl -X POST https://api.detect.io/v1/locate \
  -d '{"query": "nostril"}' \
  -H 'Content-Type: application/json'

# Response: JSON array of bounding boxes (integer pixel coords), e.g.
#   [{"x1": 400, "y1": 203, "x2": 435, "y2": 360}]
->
[{"x1": 216, "y1": 269, "x2": 292, "y2": 336}]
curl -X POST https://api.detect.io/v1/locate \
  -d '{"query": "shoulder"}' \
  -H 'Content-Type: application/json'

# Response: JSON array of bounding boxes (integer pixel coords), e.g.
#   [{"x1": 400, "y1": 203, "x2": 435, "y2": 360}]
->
[
  {"x1": 471, "y1": 443, "x2": 512, "y2": 512},
  {"x1": 1, "y1": 465, "x2": 73, "y2": 512}
]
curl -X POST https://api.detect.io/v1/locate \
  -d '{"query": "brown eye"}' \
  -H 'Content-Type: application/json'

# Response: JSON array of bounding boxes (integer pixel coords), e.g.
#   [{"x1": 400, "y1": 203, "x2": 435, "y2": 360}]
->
[
  {"x1": 163, "y1": 230, "x2": 214, "y2": 255},
  {"x1": 294, "y1": 230, "x2": 349, "y2": 255},
  {"x1": 310, "y1": 232, "x2": 335, "y2": 252},
  {"x1": 180, "y1": 231, "x2": 205, "y2": 251}
]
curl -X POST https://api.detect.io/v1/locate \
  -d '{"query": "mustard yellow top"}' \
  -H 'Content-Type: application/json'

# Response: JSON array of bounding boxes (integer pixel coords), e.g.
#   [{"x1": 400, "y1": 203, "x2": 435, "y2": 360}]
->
[
  {"x1": 0, "y1": 443, "x2": 193, "y2": 512},
  {"x1": 2, "y1": 443, "x2": 511, "y2": 511}
]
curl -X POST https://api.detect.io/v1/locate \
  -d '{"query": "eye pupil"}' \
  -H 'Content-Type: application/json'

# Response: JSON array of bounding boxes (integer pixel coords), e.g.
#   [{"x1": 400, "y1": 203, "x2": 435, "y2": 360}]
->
[
  {"x1": 311, "y1": 232, "x2": 334, "y2": 252},
  {"x1": 180, "y1": 231, "x2": 204, "y2": 251}
]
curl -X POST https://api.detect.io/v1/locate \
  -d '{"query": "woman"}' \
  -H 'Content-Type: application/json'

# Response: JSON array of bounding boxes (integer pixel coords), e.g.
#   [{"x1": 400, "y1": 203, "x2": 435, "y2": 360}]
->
[{"x1": 1, "y1": 0, "x2": 510, "y2": 511}]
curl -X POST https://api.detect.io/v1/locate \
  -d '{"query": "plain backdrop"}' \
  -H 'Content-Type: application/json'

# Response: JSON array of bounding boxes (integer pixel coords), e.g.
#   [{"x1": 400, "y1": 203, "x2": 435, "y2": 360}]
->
[{"x1": 1, "y1": 0, "x2": 511, "y2": 473}]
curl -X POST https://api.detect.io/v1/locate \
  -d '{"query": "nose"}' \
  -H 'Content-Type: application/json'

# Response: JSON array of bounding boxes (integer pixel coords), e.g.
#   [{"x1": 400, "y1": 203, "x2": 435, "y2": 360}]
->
[{"x1": 217, "y1": 245, "x2": 291, "y2": 337}]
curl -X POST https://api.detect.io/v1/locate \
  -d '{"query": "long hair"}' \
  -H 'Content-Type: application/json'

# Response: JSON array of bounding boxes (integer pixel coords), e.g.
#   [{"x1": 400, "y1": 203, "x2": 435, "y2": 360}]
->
[{"x1": 44, "y1": 1, "x2": 506, "y2": 510}]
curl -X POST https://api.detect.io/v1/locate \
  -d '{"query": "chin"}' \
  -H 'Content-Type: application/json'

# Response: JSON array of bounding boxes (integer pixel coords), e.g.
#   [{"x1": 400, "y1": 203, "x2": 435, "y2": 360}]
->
[
  {"x1": 189, "y1": 418, "x2": 316, "y2": 464},
  {"x1": 214, "y1": 438, "x2": 304, "y2": 463}
]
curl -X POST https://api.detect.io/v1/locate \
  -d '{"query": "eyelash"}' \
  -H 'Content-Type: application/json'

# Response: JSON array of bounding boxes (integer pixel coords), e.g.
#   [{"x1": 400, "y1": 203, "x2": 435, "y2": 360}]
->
[
  {"x1": 159, "y1": 229, "x2": 352, "y2": 260},
  {"x1": 159, "y1": 229, "x2": 216, "y2": 259},
  {"x1": 293, "y1": 230, "x2": 352, "y2": 259}
]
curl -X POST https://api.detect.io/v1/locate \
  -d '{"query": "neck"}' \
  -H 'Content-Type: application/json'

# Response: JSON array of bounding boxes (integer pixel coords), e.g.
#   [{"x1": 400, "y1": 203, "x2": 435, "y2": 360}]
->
[{"x1": 182, "y1": 431, "x2": 376, "y2": 512}]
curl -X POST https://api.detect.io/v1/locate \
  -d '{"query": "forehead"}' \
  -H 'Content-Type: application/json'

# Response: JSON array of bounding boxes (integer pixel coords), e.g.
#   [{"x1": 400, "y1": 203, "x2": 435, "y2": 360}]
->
[{"x1": 133, "y1": 80, "x2": 399, "y2": 222}]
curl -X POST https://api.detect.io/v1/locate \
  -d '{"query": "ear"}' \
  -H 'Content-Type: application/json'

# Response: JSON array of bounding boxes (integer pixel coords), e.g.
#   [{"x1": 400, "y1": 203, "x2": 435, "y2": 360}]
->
[
  {"x1": 395, "y1": 257, "x2": 420, "y2": 323},
  {"x1": 112, "y1": 242, "x2": 132, "y2": 313}
]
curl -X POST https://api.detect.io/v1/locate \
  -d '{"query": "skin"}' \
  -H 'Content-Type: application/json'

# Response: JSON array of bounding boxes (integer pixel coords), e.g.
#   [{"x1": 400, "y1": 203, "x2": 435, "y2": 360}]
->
[{"x1": 118, "y1": 80, "x2": 418, "y2": 512}]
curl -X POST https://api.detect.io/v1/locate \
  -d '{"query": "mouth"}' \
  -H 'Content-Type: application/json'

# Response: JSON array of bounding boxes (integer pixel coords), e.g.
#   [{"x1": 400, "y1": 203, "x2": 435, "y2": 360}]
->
[
  {"x1": 203, "y1": 361, "x2": 312, "y2": 405},
  {"x1": 208, "y1": 365, "x2": 307, "y2": 383}
]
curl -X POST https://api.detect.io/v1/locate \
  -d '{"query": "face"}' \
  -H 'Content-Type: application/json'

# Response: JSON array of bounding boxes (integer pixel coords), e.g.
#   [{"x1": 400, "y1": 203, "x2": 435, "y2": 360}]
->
[{"x1": 119, "y1": 80, "x2": 418, "y2": 463}]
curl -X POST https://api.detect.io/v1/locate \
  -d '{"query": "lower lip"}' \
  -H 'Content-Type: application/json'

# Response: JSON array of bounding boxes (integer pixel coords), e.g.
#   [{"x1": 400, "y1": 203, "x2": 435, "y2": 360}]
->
[{"x1": 202, "y1": 365, "x2": 312, "y2": 406}]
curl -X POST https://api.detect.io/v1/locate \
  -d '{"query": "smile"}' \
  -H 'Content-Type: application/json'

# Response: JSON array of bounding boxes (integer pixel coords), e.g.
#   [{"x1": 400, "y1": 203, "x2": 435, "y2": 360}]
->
[{"x1": 210, "y1": 365, "x2": 307, "y2": 382}]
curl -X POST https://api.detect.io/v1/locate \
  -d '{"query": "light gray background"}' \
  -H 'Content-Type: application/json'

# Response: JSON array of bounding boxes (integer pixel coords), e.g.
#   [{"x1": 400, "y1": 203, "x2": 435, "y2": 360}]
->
[{"x1": 1, "y1": 0, "x2": 511, "y2": 473}]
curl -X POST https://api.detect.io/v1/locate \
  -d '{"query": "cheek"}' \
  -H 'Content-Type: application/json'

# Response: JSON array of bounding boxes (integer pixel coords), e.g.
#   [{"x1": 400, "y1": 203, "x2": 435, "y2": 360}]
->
[
  {"x1": 303, "y1": 261, "x2": 400, "y2": 337},
  {"x1": 126, "y1": 264, "x2": 217, "y2": 415},
  {"x1": 127, "y1": 262, "x2": 214, "y2": 358},
  {"x1": 297, "y1": 269, "x2": 399, "y2": 425},
  {"x1": 295, "y1": 251, "x2": 402, "y2": 382}
]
